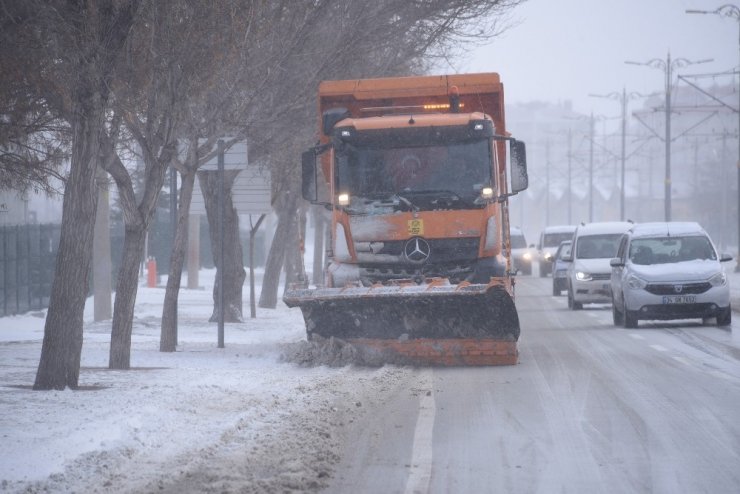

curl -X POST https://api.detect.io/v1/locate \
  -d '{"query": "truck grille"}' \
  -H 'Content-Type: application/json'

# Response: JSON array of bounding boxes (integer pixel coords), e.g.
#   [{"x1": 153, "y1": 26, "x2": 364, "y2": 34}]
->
[{"x1": 356, "y1": 237, "x2": 480, "y2": 284}]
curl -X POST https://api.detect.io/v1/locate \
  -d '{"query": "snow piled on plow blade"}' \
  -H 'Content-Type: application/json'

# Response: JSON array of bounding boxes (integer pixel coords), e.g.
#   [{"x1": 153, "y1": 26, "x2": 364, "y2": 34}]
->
[{"x1": 283, "y1": 281, "x2": 520, "y2": 366}]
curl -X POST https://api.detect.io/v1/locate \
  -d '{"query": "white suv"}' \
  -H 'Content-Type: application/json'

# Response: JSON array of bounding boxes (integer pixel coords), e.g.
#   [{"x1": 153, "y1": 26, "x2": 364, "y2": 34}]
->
[
  {"x1": 610, "y1": 222, "x2": 732, "y2": 328},
  {"x1": 565, "y1": 221, "x2": 634, "y2": 310}
]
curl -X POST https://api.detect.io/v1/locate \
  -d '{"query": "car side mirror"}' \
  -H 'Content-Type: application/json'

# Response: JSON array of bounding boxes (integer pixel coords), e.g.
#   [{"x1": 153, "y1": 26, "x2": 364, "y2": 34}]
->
[
  {"x1": 610, "y1": 257, "x2": 624, "y2": 267},
  {"x1": 719, "y1": 254, "x2": 733, "y2": 263}
]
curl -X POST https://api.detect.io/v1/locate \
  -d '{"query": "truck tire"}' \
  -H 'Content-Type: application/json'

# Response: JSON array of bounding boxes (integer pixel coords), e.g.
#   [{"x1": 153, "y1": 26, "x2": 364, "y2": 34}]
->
[
  {"x1": 717, "y1": 306, "x2": 732, "y2": 327},
  {"x1": 552, "y1": 282, "x2": 560, "y2": 297}
]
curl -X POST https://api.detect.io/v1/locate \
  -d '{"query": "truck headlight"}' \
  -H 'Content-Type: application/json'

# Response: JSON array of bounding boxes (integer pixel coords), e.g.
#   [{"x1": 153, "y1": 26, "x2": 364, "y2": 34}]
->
[
  {"x1": 627, "y1": 274, "x2": 647, "y2": 290},
  {"x1": 709, "y1": 272, "x2": 727, "y2": 287},
  {"x1": 523, "y1": 252, "x2": 532, "y2": 261},
  {"x1": 575, "y1": 271, "x2": 592, "y2": 281}
]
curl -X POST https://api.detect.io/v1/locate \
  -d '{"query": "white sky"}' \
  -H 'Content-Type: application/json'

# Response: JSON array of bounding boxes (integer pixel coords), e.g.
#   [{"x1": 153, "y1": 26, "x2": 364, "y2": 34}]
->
[{"x1": 454, "y1": 0, "x2": 738, "y2": 118}]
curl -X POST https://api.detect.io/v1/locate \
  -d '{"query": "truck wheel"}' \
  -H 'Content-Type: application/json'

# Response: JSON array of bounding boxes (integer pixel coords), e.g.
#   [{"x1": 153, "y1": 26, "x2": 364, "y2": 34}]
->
[
  {"x1": 717, "y1": 306, "x2": 732, "y2": 327},
  {"x1": 624, "y1": 310, "x2": 638, "y2": 328},
  {"x1": 552, "y1": 282, "x2": 560, "y2": 296}
]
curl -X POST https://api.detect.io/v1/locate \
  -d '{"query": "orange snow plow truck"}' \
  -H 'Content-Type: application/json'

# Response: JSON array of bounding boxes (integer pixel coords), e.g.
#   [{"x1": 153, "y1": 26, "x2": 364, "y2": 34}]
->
[{"x1": 284, "y1": 73, "x2": 529, "y2": 365}]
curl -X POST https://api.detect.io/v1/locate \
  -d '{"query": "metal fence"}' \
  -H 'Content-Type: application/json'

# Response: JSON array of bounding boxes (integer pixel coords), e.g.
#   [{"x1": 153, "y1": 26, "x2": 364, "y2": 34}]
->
[{"x1": 0, "y1": 224, "x2": 61, "y2": 317}]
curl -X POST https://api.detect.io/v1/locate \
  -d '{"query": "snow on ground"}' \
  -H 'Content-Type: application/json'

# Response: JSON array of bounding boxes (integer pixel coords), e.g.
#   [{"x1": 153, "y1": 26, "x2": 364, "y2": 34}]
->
[
  {"x1": 2, "y1": 263, "x2": 739, "y2": 493},
  {"x1": 0, "y1": 269, "x2": 410, "y2": 493}
]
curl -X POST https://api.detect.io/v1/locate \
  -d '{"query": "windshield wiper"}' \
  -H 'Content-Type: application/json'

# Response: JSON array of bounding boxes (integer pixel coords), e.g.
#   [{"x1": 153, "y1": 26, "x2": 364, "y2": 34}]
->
[{"x1": 394, "y1": 193, "x2": 420, "y2": 212}]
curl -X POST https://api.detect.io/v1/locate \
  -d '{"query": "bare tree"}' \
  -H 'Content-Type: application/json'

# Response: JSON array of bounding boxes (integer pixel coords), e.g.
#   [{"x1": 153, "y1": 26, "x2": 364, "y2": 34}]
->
[
  {"x1": 0, "y1": 0, "x2": 143, "y2": 390},
  {"x1": 255, "y1": 0, "x2": 523, "y2": 307}
]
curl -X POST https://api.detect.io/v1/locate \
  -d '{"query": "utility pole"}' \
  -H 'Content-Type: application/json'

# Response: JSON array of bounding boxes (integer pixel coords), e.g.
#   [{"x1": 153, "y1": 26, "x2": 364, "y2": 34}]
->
[
  {"x1": 626, "y1": 54, "x2": 712, "y2": 221},
  {"x1": 687, "y1": 4, "x2": 740, "y2": 268},
  {"x1": 588, "y1": 115, "x2": 594, "y2": 222},
  {"x1": 589, "y1": 90, "x2": 646, "y2": 220},
  {"x1": 567, "y1": 129, "x2": 572, "y2": 224},
  {"x1": 545, "y1": 140, "x2": 551, "y2": 226}
]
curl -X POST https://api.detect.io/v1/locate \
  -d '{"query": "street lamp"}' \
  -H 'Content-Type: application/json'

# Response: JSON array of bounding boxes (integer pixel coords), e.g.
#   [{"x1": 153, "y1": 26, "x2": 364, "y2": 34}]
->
[
  {"x1": 626, "y1": 53, "x2": 712, "y2": 221},
  {"x1": 589, "y1": 89, "x2": 647, "y2": 220},
  {"x1": 687, "y1": 4, "x2": 740, "y2": 269}
]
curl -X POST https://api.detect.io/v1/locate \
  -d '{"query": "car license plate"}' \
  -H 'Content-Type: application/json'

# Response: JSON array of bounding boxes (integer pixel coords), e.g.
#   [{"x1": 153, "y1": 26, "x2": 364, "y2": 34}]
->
[{"x1": 662, "y1": 295, "x2": 696, "y2": 304}]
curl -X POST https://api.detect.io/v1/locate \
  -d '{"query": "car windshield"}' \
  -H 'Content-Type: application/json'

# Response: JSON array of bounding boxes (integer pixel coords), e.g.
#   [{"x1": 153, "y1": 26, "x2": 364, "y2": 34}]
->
[
  {"x1": 628, "y1": 236, "x2": 717, "y2": 265},
  {"x1": 576, "y1": 234, "x2": 622, "y2": 259},
  {"x1": 511, "y1": 234, "x2": 527, "y2": 249},
  {"x1": 557, "y1": 242, "x2": 572, "y2": 259},
  {"x1": 335, "y1": 137, "x2": 491, "y2": 214},
  {"x1": 544, "y1": 232, "x2": 573, "y2": 248}
]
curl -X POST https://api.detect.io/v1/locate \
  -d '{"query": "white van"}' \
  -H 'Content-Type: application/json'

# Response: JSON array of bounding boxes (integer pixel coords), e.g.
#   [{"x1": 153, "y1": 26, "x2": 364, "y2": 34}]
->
[{"x1": 564, "y1": 221, "x2": 633, "y2": 310}]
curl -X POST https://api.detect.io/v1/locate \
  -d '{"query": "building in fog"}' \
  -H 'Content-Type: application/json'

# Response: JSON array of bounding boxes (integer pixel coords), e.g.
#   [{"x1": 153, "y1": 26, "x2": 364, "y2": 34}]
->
[{"x1": 506, "y1": 80, "x2": 738, "y2": 254}]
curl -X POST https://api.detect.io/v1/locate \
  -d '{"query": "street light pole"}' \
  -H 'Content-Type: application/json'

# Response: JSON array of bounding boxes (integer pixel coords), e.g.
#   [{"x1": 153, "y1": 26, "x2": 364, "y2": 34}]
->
[
  {"x1": 589, "y1": 114, "x2": 594, "y2": 222},
  {"x1": 589, "y1": 89, "x2": 646, "y2": 220},
  {"x1": 687, "y1": 4, "x2": 740, "y2": 269},
  {"x1": 626, "y1": 54, "x2": 712, "y2": 222},
  {"x1": 665, "y1": 52, "x2": 673, "y2": 221}
]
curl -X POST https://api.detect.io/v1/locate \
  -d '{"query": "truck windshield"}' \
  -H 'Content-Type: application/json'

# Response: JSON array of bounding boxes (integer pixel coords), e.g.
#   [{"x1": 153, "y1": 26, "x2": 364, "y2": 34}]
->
[{"x1": 335, "y1": 138, "x2": 492, "y2": 213}]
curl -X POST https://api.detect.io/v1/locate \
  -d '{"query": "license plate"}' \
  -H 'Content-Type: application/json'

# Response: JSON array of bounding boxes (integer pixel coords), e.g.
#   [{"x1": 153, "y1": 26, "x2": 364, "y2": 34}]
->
[{"x1": 662, "y1": 295, "x2": 696, "y2": 304}]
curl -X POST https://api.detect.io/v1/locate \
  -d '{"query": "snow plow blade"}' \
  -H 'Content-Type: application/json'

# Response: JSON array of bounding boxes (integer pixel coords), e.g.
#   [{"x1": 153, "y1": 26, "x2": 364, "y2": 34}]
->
[{"x1": 283, "y1": 280, "x2": 520, "y2": 366}]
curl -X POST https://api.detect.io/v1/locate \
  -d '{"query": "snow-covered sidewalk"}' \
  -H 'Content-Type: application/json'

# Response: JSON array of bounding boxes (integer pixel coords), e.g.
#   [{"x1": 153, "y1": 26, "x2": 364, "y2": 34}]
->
[{"x1": 0, "y1": 269, "x2": 405, "y2": 493}]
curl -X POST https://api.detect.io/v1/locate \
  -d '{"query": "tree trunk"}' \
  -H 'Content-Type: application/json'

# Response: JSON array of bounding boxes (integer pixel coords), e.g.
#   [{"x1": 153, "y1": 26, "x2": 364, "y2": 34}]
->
[
  {"x1": 259, "y1": 213, "x2": 287, "y2": 309},
  {"x1": 199, "y1": 170, "x2": 246, "y2": 322},
  {"x1": 160, "y1": 169, "x2": 195, "y2": 352},
  {"x1": 34, "y1": 95, "x2": 102, "y2": 390},
  {"x1": 283, "y1": 196, "x2": 306, "y2": 293},
  {"x1": 109, "y1": 224, "x2": 146, "y2": 369}
]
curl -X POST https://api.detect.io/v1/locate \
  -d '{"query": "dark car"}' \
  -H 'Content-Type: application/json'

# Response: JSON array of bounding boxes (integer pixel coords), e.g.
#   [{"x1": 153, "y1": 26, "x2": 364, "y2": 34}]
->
[{"x1": 552, "y1": 240, "x2": 572, "y2": 296}]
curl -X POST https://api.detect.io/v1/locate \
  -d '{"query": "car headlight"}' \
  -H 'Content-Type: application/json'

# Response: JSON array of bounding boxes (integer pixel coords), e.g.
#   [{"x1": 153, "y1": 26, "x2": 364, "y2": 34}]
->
[
  {"x1": 575, "y1": 271, "x2": 592, "y2": 281},
  {"x1": 523, "y1": 252, "x2": 532, "y2": 261},
  {"x1": 627, "y1": 274, "x2": 647, "y2": 290},
  {"x1": 709, "y1": 272, "x2": 727, "y2": 287},
  {"x1": 544, "y1": 253, "x2": 553, "y2": 262}
]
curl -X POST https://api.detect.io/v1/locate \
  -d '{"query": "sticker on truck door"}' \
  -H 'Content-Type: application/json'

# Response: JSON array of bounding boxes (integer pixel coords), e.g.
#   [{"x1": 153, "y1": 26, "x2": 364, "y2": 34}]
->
[{"x1": 408, "y1": 219, "x2": 424, "y2": 236}]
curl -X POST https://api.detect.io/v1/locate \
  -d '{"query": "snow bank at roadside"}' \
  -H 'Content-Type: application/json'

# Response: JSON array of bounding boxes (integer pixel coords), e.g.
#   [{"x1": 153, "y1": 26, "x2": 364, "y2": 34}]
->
[{"x1": 0, "y1": 270, "x2": 411, "y2": 493}]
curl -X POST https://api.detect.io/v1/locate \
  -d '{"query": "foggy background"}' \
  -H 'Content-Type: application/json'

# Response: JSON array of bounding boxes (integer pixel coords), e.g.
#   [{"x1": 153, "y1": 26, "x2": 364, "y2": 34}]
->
[{"x1": 446, "y1": 0, "x2": 739, "y2": 251}]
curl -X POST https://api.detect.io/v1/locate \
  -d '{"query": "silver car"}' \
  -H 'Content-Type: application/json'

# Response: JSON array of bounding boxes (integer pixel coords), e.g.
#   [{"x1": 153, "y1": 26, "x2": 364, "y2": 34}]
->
[{"x1": 610, "y1": 222, "x2": 732, "y2": 328}]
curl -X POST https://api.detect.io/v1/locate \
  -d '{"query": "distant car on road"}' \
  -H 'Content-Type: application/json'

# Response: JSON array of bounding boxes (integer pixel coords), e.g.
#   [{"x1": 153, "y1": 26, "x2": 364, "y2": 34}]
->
[
  {"x1": 510, "y1": 226, "x2": 534, "y2": 275},
  {"x1": 565, "y1": 221, "x2": 634, "y2": 310},
  {"x1": 538, "y1": 225, "x2": 576, "y2": 277},
  {"x1": 610, "y1": 222, "x2": 732, "y2": 328},
  {"x1": 552, "y1": 240, "x2": 572, "y2": 296}
]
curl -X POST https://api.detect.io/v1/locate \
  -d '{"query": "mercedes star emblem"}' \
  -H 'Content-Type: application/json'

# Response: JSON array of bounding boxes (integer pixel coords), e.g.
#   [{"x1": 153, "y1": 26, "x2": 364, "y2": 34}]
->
[{"x1": 404, "y1": 237, "x2": 431, "y2": 263}]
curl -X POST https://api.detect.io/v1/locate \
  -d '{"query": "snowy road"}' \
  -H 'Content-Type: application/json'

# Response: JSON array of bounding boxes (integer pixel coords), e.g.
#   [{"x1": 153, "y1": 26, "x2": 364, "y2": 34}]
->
[
  {"x1": 327, "y1": 276, "x2": 740, "y2": 493},
  {"x1": 2, "y1": 273, "x2": 739, "y2": 493}
]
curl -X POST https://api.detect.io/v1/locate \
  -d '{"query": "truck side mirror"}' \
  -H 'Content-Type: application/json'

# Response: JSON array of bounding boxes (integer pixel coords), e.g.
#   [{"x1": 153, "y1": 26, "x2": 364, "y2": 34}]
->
[
  {"x1": 510, "y1": 140, "x2": 528, "y2": 193},
  {"x1": 302, "y1": 150, "x2": 318, "y2": 202}
]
